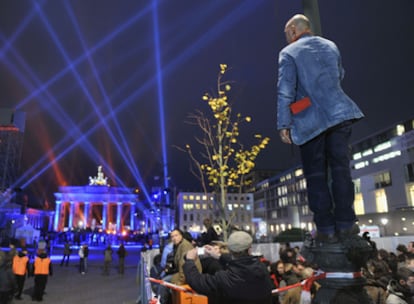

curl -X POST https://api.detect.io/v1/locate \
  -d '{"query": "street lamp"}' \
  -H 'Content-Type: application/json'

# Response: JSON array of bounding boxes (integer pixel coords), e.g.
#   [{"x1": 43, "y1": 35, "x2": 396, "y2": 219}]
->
[{"x1": 381, "y1": 218, "x2": 389, "y2": 236}]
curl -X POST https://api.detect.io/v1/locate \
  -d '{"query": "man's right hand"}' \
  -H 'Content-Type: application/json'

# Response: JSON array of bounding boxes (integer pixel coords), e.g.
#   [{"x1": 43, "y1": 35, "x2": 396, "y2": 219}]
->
[{"x1": 279, "y1": 129, "x2": 292, "y2": 144}]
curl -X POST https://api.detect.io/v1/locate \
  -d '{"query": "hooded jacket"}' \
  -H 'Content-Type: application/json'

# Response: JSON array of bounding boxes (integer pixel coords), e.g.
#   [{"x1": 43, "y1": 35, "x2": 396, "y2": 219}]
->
[{"x1": 183, "y1": 254, "x2": 272, "y2": 304}]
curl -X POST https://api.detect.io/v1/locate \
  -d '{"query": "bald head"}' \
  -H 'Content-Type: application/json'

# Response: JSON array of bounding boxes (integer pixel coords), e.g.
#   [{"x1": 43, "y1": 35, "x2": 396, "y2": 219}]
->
[{"x1": 284, "y1": 14, "x2": 311, "y2": 44}]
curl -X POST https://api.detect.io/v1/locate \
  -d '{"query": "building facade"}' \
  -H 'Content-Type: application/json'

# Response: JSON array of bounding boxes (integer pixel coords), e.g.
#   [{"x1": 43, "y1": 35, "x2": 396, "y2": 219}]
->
[
  {"x1": 176, "y1": 192, "x2": 254, "y2": 237},
  {"x1": 351, "y1": 118, "x2": 414, "y2": 235},
  {"x1": 252, "y1": 166, "x2": 314, "y2": 240}
]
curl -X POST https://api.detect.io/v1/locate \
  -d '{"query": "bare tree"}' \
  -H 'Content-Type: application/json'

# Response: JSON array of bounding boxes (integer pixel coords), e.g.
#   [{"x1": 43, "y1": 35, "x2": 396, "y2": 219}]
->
[{"x1": 177, "y1": 64, "x2": 270, "y2": 241}]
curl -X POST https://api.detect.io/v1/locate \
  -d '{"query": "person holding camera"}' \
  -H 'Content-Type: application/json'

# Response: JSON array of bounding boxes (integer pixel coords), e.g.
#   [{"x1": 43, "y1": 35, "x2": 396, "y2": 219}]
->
[
  {"x1": 159, "y1": 228, "x2": 202, "y2": 304},
  {"x1": 183, "y1": 231, "x2": 273, "y2": 304}
]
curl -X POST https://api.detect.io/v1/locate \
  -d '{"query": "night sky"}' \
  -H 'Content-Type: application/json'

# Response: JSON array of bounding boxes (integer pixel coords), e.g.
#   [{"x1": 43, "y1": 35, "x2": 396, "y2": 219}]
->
[{"x1": 0, "y1": 0, "x2": 413, "y2": 207}]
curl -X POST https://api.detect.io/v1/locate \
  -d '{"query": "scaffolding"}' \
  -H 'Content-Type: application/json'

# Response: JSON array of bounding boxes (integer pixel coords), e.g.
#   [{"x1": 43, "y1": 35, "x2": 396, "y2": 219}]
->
[{"x1": 0, "y1": 109, "x2": 25, "y2": 192}]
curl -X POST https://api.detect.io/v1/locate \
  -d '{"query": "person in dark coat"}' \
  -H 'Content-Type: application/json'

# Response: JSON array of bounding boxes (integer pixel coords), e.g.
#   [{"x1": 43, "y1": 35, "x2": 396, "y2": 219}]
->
[
  {"x1": 0, "y1": 251, "x2": 17, "y2": 304},
  {"x1": 183, "y1": 231, "x2": 273, "y2": 304},
  {"x1": 386, "y1": 267, "x2": 414, "y2": 304},
  {"x1": 32, "y1": 249, "x2": 53, "y2": 302},
  {"x1": 198, "y1": 218, "x2": 219, "y2": 246},
  {"x1": 117, "y1": 243, "x2": 127, "y2": 275},
  {"x1": 12, "y1": 249, "x2": 30, "y2": 300}
]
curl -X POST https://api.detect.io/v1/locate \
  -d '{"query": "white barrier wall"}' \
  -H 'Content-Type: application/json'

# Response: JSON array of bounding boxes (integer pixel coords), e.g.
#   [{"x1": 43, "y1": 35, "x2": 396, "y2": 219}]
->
[{"x1": 252, "y1": 236, "x2": 414, "y2": 263}]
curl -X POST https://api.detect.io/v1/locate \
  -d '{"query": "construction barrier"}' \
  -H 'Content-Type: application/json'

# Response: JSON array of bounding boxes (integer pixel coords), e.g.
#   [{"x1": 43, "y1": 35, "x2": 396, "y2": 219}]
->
[
  {"x1": 149, "y1": 270, "x2": 361, "y2": 304},
  {"x1": 149, "y1": 278, "x2": 208, "y2": 304},
  {"x1": 137, "y1": 250, "x2": 160, "y2": 304}
]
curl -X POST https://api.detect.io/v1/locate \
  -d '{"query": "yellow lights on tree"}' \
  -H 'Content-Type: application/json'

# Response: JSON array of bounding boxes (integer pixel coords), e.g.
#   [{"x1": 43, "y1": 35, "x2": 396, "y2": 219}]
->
[{"x1": 176, "y1": 64, "x2": 270, "y2": 240}]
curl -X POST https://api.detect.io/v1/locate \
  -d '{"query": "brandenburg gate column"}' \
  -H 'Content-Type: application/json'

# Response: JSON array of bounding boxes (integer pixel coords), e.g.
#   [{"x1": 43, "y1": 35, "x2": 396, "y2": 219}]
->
[
  {"x1": 84, "y1": 201, "x2": 90, "y2": 228},
  {"x1": 102, "y1": 202, "x2": 108, "y2": 231},
  {"x1": 116, "y1": 202, "x2": 122, "y2": 233},
  {"x1": 130, "y1": 203, "x2": 136, "y2": 230},
  {"x1": 54, "y1": 201, "x2": 62, "y2": 231},
  {"x1": 68, "y1": 201, "x2": 75, "y2": 229}
]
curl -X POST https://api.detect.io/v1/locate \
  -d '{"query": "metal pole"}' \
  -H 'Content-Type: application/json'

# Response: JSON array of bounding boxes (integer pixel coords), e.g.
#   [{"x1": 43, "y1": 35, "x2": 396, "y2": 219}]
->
[{"x1": 302, "y1": 0, "x2": 322, "y2": 36}]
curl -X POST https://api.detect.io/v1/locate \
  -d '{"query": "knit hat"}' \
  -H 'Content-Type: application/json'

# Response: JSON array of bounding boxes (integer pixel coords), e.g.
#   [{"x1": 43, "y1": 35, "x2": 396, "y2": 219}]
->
[{"x1": 227, "y1": 231, "x2": 252, "y2": 253}]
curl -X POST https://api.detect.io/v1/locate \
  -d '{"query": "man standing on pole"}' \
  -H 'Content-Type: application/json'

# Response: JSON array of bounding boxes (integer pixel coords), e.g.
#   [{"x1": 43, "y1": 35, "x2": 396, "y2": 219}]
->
[{"x1": 277, "y1": 14, "x2": 364, "y2": 242}]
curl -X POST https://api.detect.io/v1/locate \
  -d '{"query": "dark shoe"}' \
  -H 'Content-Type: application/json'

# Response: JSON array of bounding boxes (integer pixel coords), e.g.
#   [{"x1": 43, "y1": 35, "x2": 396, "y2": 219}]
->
[
  {"x1": 337, "y1": 224, "x2": 360, "y2": 239},
  {"x1": 315, "y1": 231, "x2": 338, "y2": 244}
]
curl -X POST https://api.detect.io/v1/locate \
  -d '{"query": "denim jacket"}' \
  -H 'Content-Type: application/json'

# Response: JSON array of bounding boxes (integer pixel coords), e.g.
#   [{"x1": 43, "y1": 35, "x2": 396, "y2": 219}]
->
[{"x1": 277, "y1": 34, "x2": 364, "y2": 145}]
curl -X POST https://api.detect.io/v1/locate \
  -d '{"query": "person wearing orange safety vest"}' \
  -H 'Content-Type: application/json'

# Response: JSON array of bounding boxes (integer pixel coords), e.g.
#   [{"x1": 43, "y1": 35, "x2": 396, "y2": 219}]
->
[
  {"x1": 12, "y1": 250, "x2": 30, "y2": 300},
  {"x1": 32, "y1": 249, "x2": 53, "y2": 302}
]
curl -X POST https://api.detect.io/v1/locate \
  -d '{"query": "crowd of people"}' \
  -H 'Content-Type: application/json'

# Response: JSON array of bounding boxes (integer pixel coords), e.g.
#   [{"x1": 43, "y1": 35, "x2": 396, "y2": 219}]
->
[
  {"x1": 0, "y1": 241, "x2": 53, "y2": 303},
  {"x1": 0, "y1": 239, "x2": 129, "y2": 303},
  {"x1": 149, "y1": 226, "x2": 414, "y2": 304}
]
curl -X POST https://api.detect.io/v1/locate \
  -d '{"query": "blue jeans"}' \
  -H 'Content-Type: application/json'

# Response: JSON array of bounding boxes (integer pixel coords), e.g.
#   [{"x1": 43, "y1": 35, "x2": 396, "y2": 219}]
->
[{"x1": 299, "y1": 121, "x2": 356, "y2": 234}]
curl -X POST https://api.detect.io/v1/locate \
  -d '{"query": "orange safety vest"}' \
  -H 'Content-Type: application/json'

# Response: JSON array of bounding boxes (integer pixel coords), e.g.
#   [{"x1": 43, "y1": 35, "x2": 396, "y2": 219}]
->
[
  {"x1": 34, "y1": 257, "x2": 51, "y2": 275},
  {"x1": 13, "y1": 255, "x2": 29, "y2": 275}
]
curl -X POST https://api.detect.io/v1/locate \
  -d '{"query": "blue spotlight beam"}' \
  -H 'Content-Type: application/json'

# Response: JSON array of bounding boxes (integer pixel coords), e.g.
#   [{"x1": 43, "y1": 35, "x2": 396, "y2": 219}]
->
[
  {"x1": 63, "y1": 1, "x2": 147, "y2": 190},
  {"x1": 15, "y1": 2, "x2": 153, "y2": 110},
  {"x1": 152, "y1": 0, "x2": 169, "y2": 204},
  {"x1": 32, "y1": 2, "x2": 156, "y2": 209},
  {"x1": 0, "y1": 0, "x2": 45, "y2": 58}
]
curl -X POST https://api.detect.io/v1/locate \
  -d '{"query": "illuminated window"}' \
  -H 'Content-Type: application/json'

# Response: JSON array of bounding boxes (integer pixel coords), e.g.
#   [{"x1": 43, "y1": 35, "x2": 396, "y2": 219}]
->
[
  {"x1": 195, "y1": 204, "x2": 201, "y2": 210},
  {"x1": 396, "y1": 124, "x2": 405, "y2": 136},
  {"x1": 295, "y1": 169, "x2": 303, "y2": 177},
  {"x1": 354, "y1": 179, "x2": 361, "y2": 193},
  {"x1": 354, "y1": 161, "x2": 369, "y2": 169},
  {"x1": 189, "y1": 195, "x2": 194, "y2": 200},
  {"x1": 196, "y1": 195, "x2": 200, "y2": 200},
  {"x1": 202, "y1": 195, "x2": 207, "y2": 200},
  {"x1": 353, "y1": 152, "x2": 362, "y2": 160},
  {"x1": 354, "y1": 193, "x2": 365, "y2": 215},
  {"x1": 301, "y1": 205, "x2": 310, "y2": 215},
  {"x1": 407, "y1": 184, "x2": 414, "y2": 207},
  {"x1": 228, "y1": 204, "x2": 233, "y2": 211},
  {"x1": 298, "y1": 178, "x2": 306, "y2": 190},
  {"x1": 372, "y1": 151, "x2": 401, "y2": 163},
  {"x1": 183, "y1": 195, "x2": 188, "y2": 200},
  {"x1": 375, "y1": 189, "x2": 388, "y2": 213},
  {"x1": 374, "y1": 171, "x2": 392, "y2": 188},
  {"x1": 184, "y1": 203, "x2": 194, "y2": 210},
  {"x1": 362, "y1": 149, "x2": 373, "y2": 157},
  {"x1": 374, "y1": 141, "x2": 391, "y2": 153},
  {"x1": 202, "y1": 204, "x2": 207, "y2": 210}
]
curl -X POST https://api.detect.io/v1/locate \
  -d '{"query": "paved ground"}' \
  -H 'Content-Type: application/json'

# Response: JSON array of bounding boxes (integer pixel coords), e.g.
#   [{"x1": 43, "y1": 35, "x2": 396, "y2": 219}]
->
[{"x1": 6, "y1": 245, "x2": 147, "y2": 304}]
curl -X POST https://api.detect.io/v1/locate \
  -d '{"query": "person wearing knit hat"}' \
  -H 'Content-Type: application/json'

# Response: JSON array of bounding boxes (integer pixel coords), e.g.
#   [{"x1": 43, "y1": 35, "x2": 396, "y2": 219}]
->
[{"x1": 183, "y1": 230, "x2": 272, "y2": 304}]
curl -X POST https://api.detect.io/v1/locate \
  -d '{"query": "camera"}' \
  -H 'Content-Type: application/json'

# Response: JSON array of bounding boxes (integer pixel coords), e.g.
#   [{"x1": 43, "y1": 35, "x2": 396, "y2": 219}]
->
[{"x1": 197, "y1": 247, "x2": 205, "y2": 255}]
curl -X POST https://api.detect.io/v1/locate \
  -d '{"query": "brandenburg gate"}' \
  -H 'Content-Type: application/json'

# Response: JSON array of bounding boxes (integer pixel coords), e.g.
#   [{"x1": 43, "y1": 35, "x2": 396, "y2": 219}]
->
[{"x1": 53, "y1": 166, "x2": 139, "y2": 233}]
